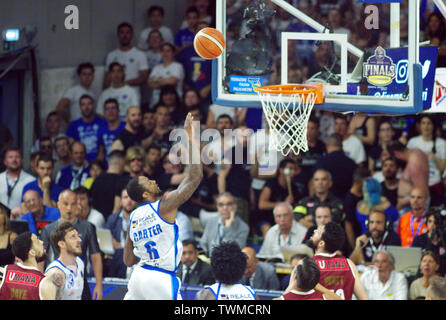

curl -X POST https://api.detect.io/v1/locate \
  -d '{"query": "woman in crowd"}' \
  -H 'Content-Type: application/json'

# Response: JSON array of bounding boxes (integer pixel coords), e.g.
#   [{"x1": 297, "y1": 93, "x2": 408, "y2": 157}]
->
[
  {"x1": 368, "y1": 119, "x2": 396, "y2": 174},
  {"x1": 158, "y1": 85, "x2": 185, "y2": 126},
  {"x1": 0, "y1": 204, "x2": 17, "y2": 266},
  {"x1": 83, "y1": 159, "x2": 106, "y2": 189},
  {"x1": 409, "y1": 251, "x2": 441, "y2": 300},
  {"x1": 423, "y1": 12, "x2": 446, "y2": 67}
]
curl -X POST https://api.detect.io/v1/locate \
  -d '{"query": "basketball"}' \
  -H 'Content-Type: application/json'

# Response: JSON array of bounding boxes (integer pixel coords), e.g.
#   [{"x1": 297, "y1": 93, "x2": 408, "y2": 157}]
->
[{"x1": 193, "y1": 27, "x2": 225, "y2": 60}]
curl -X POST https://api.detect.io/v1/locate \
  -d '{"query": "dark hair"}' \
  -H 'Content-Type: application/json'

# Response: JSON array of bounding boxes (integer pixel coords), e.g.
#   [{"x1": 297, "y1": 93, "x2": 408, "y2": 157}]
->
[
  {"x1": 117, "y1": 22, "x2": 133, "y2": 33},
  {"x1": 186, "y1": 6, "x2": 199, "y2": 16},
  {"x1": 90, "y1": 159, "x2": 106, "y2": 172},
  {"x1": 421, "y1": 250, "x2": 440, "y2": 266},
  {"x1": 46, "y1": 111, "x2": 60, "y2": 121},
  {"x1": 295, "y1": 257, "x2": 320, "y2": 291},
  {"x1": 326, "y1": 133, "x2": 343, "y2": 147},
  {"x1": 216, "y1": 114, "x2": 233, "y2": 125},
  {"x1": 104, "y1": 98, "x2": 119, "y2": 110},
  {"x1": 108, "y1": 150, "x2": 125, "y2": 161},
  {"x1": 12, "y1": 232, "x2": 33, "y2": 262},
  {"x1": 147, "y1": 5, "x2": 164, "y2": 17},
  {"x1": 146, "y1": 144, "x2": 161, "y2": 153},
  {"x1": 182, "y1": 239, "x2": 199, "y2": 250},
  {"x1": 161, "y1": 42, "x2": 175, "y2": 52},
  {"x1": 382, "y1": 156, "x2": 398, "y2": 168},
  {"x1": 334, "y1": 113, "x2": 348, "y2": 123},
  {"x1": 321, "y1": 221, "x2": 345, "y2": 253},
  {"x1": 417, "y1": 114, "x2": 438, "y2": 153},
  {"x1": 210, "y1": 241, "x2": 247, "y2": 285},
  {"x1": 36, "y1": 153, "x2": 54, "y2": 166},
  {"x1": 159, "y1": 85, "x2": 181, "y2": 106},
  {"x1": 308, "y1": 114, "x2": 319, "y2": 127},
  {"x1": 70, "y1": 140, "x2": 87, "y2": 154},
  {"x1": 77, "y1": 62, "x2": 95, "y2": 75},
  {"x1": 386, "y1": 141, "x2": 406, "y2": 157},
  {"x1": 73, "y1": 186, "x2": 90, "y2": 198},
  {"x1": 54, "y1": 136, "x2": 70, "y2": 146},
  {"x1": 352, "y1": 167, "x2": 370, "y2": 183},
  {"x1": 108, "y1": 62, "x2": 124, "y2": 73},
  {"x1": 5, "y1": 147, "x2": 22, "y2": 158},
  {"x1": 50, "y1": 222, "x2": 77, "y2": 253},
  {"x1": 79, "y1": 94, "x2": 94, "y2": 104},
  {"x1": 126, "y1": 178, "x2": 146, "y2": 204}
]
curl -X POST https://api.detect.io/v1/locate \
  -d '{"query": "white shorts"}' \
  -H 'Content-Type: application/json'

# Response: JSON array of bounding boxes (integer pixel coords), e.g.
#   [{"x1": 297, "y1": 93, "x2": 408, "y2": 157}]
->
[{"x1": 123, "y1": 265, "x2": 182, "y2": 300}]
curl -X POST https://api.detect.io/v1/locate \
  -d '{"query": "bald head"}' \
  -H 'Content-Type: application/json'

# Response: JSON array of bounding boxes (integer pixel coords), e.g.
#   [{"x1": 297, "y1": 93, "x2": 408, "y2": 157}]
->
[
  {"x1": 57, "y1": 189, "x2": 78, "y2": 220},
  {"x1": 410, "y1": 186, "x2": 429, "y2": 215},
  {"x1": 242, "y1": 247, "x2": 258, "y2": 278}
]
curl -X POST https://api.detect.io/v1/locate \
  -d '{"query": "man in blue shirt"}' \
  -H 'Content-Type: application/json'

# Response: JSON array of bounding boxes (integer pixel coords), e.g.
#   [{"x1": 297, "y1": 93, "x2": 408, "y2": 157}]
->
[
  {"x1": 175, "y1": 6, "x2": 199, "y2": 54},
  {"x1": 21, "y1": 189, "x2": 60, "y2": 236},
  {"x1": 66, "y1": 94, "x2": 107, "y2": 163},
  {"x1": 97, "y1": 98, "x2": 125, "y2": 157},
  {"x1": 56, "y1": 141, "x2": 90, "y2": 190}
]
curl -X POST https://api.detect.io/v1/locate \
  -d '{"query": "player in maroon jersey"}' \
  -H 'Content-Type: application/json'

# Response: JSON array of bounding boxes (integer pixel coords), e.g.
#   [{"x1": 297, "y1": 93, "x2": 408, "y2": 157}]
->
[
  {"x1": 308, "y1": 221, "x2": 369, "y2": 300},
  {"x1": 0, "y1": 231, "x2": 59, "y2": 300},
  {"x1": 276, "y1": 256, "x2": 343, "y2": 300}
]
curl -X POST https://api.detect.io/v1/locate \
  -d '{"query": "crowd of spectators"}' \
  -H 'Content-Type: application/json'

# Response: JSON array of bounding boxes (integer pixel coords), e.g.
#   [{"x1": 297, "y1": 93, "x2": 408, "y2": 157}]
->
[{"x1": 1, "y1": 0, "x2": 446, "y2": 300}]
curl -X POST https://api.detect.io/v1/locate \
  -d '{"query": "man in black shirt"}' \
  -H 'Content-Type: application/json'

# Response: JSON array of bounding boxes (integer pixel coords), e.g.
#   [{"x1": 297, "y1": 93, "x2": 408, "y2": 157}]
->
[
  {"x1": 380, "y1": 157, "x2": 399, "y2": 207},
  {"x1": 111, "y1": 106, "x2": 150, "y2": 153}
]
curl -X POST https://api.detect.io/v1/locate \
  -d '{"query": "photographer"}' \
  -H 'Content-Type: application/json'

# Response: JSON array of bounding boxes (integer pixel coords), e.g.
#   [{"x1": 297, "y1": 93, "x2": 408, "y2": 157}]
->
[{"x1": 412, "y1": 206, "x2": 446, "y2": 276}]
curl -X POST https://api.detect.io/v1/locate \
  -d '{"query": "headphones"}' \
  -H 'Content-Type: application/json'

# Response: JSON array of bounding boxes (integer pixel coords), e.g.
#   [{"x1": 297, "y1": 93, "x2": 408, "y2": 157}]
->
[{"x1": 365, "y1": 212, "x2": 390, "y2": 230}]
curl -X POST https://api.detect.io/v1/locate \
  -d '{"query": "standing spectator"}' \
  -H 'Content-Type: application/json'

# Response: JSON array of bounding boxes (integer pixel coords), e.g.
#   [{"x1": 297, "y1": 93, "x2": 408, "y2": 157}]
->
[
  {"x1": 240, "y1": 246, "x2": 281, "y2": 291},
  {"x1": 0, "y1": 147, "x2": 35, "y2": 213},
  {"x1": 138, "y1": 6, "x2": 174, "y2": 51},
  {"x1": 176, "y1": 239, "x2": 215, "y2": 286},
  {"x1": 333, "y1": 114, "x2": 366, "y2": 166},
  {"x1": 56, "y1": 63, "x2": 96, "y2": 127},
  {"x1": 90, "y1": 151, "x2": 128, "y2": 220},
  {"x1": 144, "y1": 144, "x2": 163, "y2": 179},
  {"x1": 21, "y1": 154, "x2": 62, "y2": 209},
  {"x1": 83, "y1": 159, "x2": 106, "y2": 190},
  {"x1": 40, "y1": 190, "x2": 103, "y2": 300},
  {"x1": 147, "y1": 43, "x2": 185, "y2": 109},
  {"x1": 0, "y1": 204, "x2": 17, "y2": 266},
  {"x1": 0, "y1": 124, "x2": 13, "y2": 173},
  {"x1": 52, "y1": 137, "x2": 72, "y2": 181},
  {"x1": 104, "y1": 22, "x2": 149, "y2": 91},
  {"x1": 31, "y1": 112, "x2": 64, "y2": 158},
  {"x1": 74, "y1": 186, "x2": 105, "y2": 229},
  {"x1": 409, "y1": 251, "x2": 441, "y2": 299},
  {"x1": 157, "y1": 85, "x2": 185, "y2": 126},
  {"x1": 423, "y1": 12, "x2": 446, "y2": 67},
  {"x1": 97, "y1": 63, "x2": 141, "y2": 120},
  {"x1": 56, "y1": 141, "x2": 90, "y2": 190},
  {"x1": 397, "y1": 186, "x2": 429, "y2": 247},
  {"x1": 368, "y1": 120, "x2": 395, "y2": 174},
  {"x1": 313, "y1": 133, "x2": 357, "y2": 200},
  {"x1": 379, "y1": 157, "x2": 400, "y2": 207},
  {"x1": 125, "y1": 146, "x2": 147, "y2": 179},
  {"x1": 21, "y1": 190, "x2": 60, "y2": 236},
  {"x1": 143, "y1": 105, "x2": 174, "y2": 156},
  {"x1": 407, "y1": 115, "x2": 446, "y2": 202},
  {"x1": 105, "y1": 188, "x2": 137, "y2": 278},
  {"x1": 257, "y1": 202, "x2": 307, "y2": 262},
  {"x1": 348, "y1": 113, "x2": 377, "y2": 149},
  {"x1": 181, "y1": 0, "x2": 213, "y2": 29},
  {"x1": 199, "y1": 192, "x2": 249, "y2": 257},
  {"x1": 299, "y1": 115, "x2": 326, "y2": 180},
  {"x1": 360, "y1": 250, "x2": 408, "y2": 300},
  {"x1": 66, "y1": 94, "x2": 106, "y2": 164},
  {"x1": 143, "y1": 30, "x2": 164, "y2": 74},
  {"x1": 349, "y1": 210, "x2": 401, "y2": 265},
  {"x1": 142, "y1": 109, "x2": 156, "y2": 136},
  {"x1": 175, "y1": 6, "x2": 199, "y2": 54}
]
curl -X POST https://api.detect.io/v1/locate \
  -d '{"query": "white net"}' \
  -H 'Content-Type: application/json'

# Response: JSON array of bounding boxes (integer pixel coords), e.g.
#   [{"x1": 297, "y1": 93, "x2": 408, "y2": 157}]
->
[{"x1": 258, "y1": 87, "x2": 317, "y2": 156}]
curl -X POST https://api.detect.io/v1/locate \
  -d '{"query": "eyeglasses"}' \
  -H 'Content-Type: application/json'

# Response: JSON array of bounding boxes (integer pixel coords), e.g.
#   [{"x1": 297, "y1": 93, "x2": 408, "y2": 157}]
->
[
  {"x1": 55, "y1": 143, "x2": 68, "y2": 149},
  {"x1": 217, "y1": 202, "x2": 235, "y2": 207},
  {"x1": 131, "y1": 157, "x2": 143, "y2": 162},
  {"x1": 40, "y1": 145, "x2": 52, "y2": 150},
  {"x1": 105, "y1": 106, "x2": 118, "y2": 111}
]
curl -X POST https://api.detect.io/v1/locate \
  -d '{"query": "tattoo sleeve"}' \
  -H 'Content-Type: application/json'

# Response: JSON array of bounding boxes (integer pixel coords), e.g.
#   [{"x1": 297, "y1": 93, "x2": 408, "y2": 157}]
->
[{"x1": 49, "y1": 272, "x2": 65, "y2": 300}]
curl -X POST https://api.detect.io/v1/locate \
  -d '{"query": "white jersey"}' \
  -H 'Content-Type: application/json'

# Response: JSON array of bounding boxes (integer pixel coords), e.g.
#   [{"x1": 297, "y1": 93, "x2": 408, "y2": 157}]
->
[
  {"x1": 129, "y1": 200, "x2": 182, "y2": 272},
  {"x1": 207, "y1": 282, "x2": 256, "y2": 300},
  {"x1": 45, "y1": 257, "x2": 84, "y2": 300}
]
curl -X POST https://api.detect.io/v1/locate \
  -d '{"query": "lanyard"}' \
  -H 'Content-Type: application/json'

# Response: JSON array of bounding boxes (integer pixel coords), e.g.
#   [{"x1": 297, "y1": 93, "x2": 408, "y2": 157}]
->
[
  {"x1": 278, "y1": 231, "x2": 291, "y2": 247},
  {"x1": 6, "y1": 171, "x2": 20, "y2": 199},
  {"x1": 410, "y1": 214, "x2": 425, "y2": 239}
]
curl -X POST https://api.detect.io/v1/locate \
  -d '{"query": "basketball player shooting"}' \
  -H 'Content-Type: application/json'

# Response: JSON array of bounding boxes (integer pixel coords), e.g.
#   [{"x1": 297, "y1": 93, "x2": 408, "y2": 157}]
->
[{"x1": 123, "y1": 112, "x2": 203, "y2": 300}]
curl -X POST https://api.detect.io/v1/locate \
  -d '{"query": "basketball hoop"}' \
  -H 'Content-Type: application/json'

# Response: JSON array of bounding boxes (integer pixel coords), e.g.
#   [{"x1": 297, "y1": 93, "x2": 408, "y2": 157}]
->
[{"x1": 255, "y1": 84, "x2": 324, "y2": 156}]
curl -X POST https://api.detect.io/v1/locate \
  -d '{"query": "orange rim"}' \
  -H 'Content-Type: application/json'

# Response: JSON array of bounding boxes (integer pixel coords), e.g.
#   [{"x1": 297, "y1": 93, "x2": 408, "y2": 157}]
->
[{"x1": 254, "y1": 84, "x2": 318, "y2": 94}]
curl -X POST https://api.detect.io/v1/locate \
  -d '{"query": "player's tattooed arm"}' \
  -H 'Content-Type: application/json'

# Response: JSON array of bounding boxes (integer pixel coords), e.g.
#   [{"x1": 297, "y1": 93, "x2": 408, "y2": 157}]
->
[{"x1": 41, "y1": 269, "x2": 65, "y2": 300}]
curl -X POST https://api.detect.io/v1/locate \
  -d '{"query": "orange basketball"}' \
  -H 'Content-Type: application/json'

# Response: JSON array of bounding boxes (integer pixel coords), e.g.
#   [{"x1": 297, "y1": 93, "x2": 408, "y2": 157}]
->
[{"x1": 193, "y1": 27, "x2": 225, "y2": 60}]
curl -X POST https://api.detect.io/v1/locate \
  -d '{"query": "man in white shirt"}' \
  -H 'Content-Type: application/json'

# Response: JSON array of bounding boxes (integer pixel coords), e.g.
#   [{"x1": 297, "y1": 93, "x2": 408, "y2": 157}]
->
[
  {"x1": 97, "y1": 62, "x2": 141, "y2": 120},
  {"x1": 257, "y1": 202, "x2": 307, "y2": 261},
  {"x1": 360, "y1": 250, "x2": 408, "y2": 300},
  {"x1": 138, "y1": 6, "x2": 174, "y2": 51},
  {"x1": 104, "y1": 22, "x2": 149, "y2": 92},
  {"x1": 334, "y1": 114, "x2": 366, "y2": 165},
  {"x1": 0, "y1": 148, "x2": 35, "y2": 215},
  {"x1": 56, "y1": 62, "x2": 96, "y2": 127}
]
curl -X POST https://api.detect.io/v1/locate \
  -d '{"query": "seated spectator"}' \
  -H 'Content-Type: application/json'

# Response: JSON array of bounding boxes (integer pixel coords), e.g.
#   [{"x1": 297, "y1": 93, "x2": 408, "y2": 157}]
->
[
  {"x1": 299, "y1": 115, "x2": 326, "y2": 179},
  {"x1": 105, "y1": 188, "x2": 137, "y2": 279},
  {"x1": 142, "y1": 105, "x2": 173, "y2": 155},
  {"x1": 412, "y1": 209, "x2": 446, "y2": 276},
  {"x1": 125, "y1": 146, "x2": 147, "y2": 179},
  {"x1": 21, "y1": 154, "x2": 63, "y2": 209},
  {"x1": 203, "y1": 114, "x2": 235, "y2": 168},
  {"x1": 97, "y1": 98, "x2": 126, "y2": 158},
  {"x1": 195, "y1": 241, "x2": 256, "y2": 300},
  {"x1": 97, "y1": 63, "x2": 141, "y2": 120},
  {"x1": 83, "y1": 159, "x2": 106, "y2": 190},
  {"x1": 379, "y1": 157, "x2": 400, "y2": 207},
  {"x1": 426, "y1": 277, "x2": 446, "y2": 300},
  {"x1": 56, "y1": 141, "x2": 90, "y2": 190},
  {"x1": 155, "y1": 152, "x2": 186, "y2": 192},
  {"x1": 257, "y1": 202, "x2": 307, "y2": 262},
  {"x1": 31, "y1": 112, "x2": 64, "y2": 159},
  {"x1": 143, "y1": 144, "x2": 163, "y2": 179},
  {"x1": 0, "y1": 123, "x2": 13, "y2": 173},
  {"x1": 143, "y1": 30, "x2": 163, "y2": 74},
  {"x1": 199, "y1": 192, "x2": 249, "y2": 257},
  {"x1": 24, "y1": 151, "x2": 41, "y2": 178},
  {"x1": 359, "y1": 250, "x2": 408, "y2": 300},
  {"x1": 90, "y1": 150, "x2": 129, "y2": 221},
  {"x1": 294, "y1": 169, "x2": 346, "y2": 231},
  {"x1": 176, "y1": 239, "x2": 215, "y2": 286},
  {"x1": 0, "y1": 147, "x2": 35, "y2": 215},
  {"x1": 142, "y1": 109, "x2": 156, "y2": 136},
  {"x1": 52, "y1": 137, "x2": 72, "y2": 181},
  {"x1": 348, "y1": 113, "x2": 376, "y2": 148},
  {"x1": 104, "y1": 22, "x2": 149, "y2": 91},
  {"x1": 181, "y1": 0, "x2": 212, "y2": 29},
  {"x1": 397, "y1": 186, "x2": 429, "y2": 247},
  {"x1": 157, "y1": 85, "x2": 185, "y2": 126},
  {"x1": 240, "y1": 246, "x2": 280, "y2": 291},
  {"x1": 334, "y1": 114, "x2": 366, "y2": 166},
  {"x1": 21, "y1": 190, "x2": 60, "y2": 236},
  {"x1": 182, "y1": 88, "x2": 204, "y2": 116},
  {"x1": 258, "y1": 159, "x2": 303, "y2": 235},
  {"x1": 410, "y1": 251, "x2": 441, "y2": 300},
  {"x1": 423, "y1": 12, "x2": 446, "y2": 67},
  {"x1": 175, "y1": 6, "x2": 199, "y2": 54},
  {"x1": 35, "y1": 136, "x2": 53, "y2": 158},
  {"x1": 355, "y1": 177, "x2": 399, "y2": 234},
  {"x1": 56, "y1": 62, "x2": 96, "y2": 127},
  {"x1": 147, "y1": 43, "x2": 185, "y2": 109},
  {"x1": 74, "y1": 186, "x2": 105, "y2": 229},
  {"x1": 368, "y1": 119, "x2": 395, "y2": 174},
  {"x1": 349, "y1": 210, "x2": 401, "y2": 265},
  {"x1": 66, "y1": 94, "x2": 106, "y2": 163},
  {"x1": 205, "y1": 104, "x2": 246, "y2": 130},
  {"x1": 138, "y1": 5, "x2": 174, "y2": 51},
  {"x1": 313, "y1": 133, "x2": 357, "y2": 200},
  {"x1": 0, "y1": 204, "x2": 17, "y2": 266},
  {"x1": 407, "y1": 115, "x2": 446, "y2": 202}
]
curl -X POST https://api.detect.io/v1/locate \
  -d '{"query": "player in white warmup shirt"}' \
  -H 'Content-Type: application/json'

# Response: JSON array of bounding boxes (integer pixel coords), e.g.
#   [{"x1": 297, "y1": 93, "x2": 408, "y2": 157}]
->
[{"x1": 123, "y1": 113, "x2": 203, "y2": 300}]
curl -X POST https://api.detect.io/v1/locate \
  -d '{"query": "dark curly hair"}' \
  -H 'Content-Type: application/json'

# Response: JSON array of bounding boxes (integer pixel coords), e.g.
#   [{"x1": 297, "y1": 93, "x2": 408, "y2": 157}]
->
[
  {"x1": 210, "y1": 241, "x2": 247, "y2": 285},
  {"x1": 321, "y1": 221, "x2": 345, "y2": 254},
  {"x1": 296, "y1": 257, "x2": 320, "y2": 291}
]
